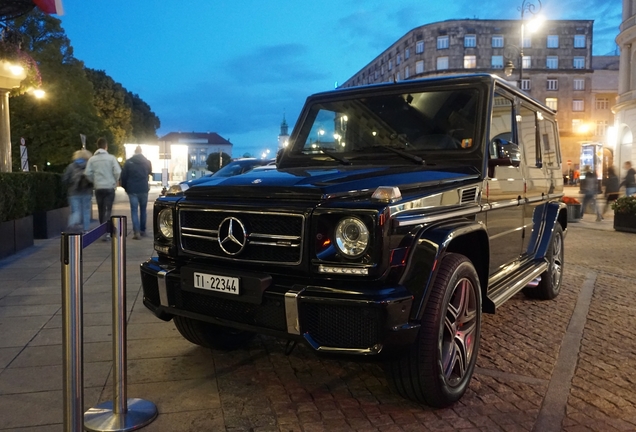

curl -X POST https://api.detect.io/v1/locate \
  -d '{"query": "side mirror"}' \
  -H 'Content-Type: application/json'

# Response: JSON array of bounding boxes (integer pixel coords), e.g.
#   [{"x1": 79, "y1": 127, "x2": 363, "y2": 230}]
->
[{"x1": 492, "y1": 138, "x2": 521, "y2": 167}]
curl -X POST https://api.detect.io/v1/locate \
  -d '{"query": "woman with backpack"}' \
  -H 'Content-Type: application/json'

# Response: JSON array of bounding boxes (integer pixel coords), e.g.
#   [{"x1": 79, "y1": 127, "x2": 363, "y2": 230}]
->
[{"x1": 62, "y1": 149, "x2": 94, "y2": 232}]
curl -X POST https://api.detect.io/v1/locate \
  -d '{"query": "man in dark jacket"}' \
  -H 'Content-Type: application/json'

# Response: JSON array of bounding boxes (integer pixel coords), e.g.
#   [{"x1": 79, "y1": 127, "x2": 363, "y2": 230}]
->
[{"x1": 120, "y1": 146, "x2": 152, "y2": 239}]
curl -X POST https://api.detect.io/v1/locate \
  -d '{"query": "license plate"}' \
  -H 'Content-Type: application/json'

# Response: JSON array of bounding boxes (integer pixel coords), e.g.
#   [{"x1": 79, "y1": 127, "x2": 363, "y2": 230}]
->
[{"x1": 193, "y1": 272, "x2": 240, "y2": 295}]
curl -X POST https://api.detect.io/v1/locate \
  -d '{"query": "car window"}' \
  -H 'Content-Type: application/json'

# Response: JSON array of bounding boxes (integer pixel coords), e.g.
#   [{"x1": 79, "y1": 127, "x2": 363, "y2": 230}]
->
[{"x1": 296, "y1": 88, "x2": 480, "y2": 157}]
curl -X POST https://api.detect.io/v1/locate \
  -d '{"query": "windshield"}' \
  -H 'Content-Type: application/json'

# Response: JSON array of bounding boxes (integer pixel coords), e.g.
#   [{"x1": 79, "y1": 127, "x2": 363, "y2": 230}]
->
[
  {"x1": 292, "y1": 88, "x2": 481, "y2": 163},
  {"x1": 213, "y1": 160, "x2": 262, "y2": 178}
]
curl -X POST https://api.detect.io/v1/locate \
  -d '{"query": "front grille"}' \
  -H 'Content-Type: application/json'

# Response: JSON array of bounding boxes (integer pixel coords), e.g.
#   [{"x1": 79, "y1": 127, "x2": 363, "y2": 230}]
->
[
  {"x1": 179, "y1": 209, "x2": 304, "y2": 265},
  {"x1": 300, "y1": 302, "x2": 384, "y2": 349},
  {"x1": 174, "y1": 289, "x2": 287, "y2": 331}
]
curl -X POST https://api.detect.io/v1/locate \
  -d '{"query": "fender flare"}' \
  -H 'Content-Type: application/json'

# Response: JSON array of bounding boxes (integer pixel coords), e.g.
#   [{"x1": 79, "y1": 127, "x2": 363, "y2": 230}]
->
[
  {"x1": 399, "y1": 219, "x2": 489, "y2": 322},
  {"x1": 533, "y1": 201, "x2": 567, "y2": 260}
]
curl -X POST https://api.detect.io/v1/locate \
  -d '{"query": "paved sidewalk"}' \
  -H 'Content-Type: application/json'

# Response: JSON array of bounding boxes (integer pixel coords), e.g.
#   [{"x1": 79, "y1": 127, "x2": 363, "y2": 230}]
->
[{"x1": 0, "y1": 187, "x2": 634, "y2": 431}]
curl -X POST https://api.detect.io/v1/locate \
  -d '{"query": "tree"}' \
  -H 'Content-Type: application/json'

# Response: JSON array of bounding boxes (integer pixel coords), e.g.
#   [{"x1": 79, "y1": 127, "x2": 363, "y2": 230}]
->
[
  {"x1": 9, "y1": 10, "x2": 103, "y2": 170},
  {"x1": 206, "y1": 152, "x2": 231, "y2": 172},
  {"x1": 84, "y1": 68, "x2": 132, "y2": 159},
  {"x1": 126, "y1": 91, "x2": 160, "y2": 143}
]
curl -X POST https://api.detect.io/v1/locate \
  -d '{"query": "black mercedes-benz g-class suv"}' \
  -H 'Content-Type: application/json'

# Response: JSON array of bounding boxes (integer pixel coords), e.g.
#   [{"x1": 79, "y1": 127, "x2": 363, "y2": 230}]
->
[{"x1": 140, "y1": 74, "x2": 567, "y2": 407}]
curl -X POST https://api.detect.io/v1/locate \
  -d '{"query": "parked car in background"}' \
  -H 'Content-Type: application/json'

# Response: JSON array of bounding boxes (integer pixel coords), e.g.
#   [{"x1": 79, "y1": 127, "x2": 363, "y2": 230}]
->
[
  {"x1": 142, "y1": 74, "x2": 566, "y2": 407},
  {"x1": 178, "y1": 158, "x2": 275, "y2": 188}
]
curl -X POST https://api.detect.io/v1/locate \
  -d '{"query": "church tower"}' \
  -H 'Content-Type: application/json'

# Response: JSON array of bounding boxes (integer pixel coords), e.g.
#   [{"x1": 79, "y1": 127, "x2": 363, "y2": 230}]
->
[{"x1": 278, "y1": 114, "x2": 289, "y2": 149}]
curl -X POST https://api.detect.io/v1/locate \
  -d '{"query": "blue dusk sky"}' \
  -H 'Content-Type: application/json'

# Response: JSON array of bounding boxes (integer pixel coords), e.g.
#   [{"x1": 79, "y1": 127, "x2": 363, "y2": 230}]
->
[{"x1": 57, "y1": 0, "x2": 622, "y2": 157}]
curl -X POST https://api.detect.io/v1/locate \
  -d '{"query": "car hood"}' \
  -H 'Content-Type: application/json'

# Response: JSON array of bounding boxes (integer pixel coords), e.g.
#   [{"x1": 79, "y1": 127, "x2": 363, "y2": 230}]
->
[{"x1": 182, "y1": 165, "x2": 480, "y2": 202}]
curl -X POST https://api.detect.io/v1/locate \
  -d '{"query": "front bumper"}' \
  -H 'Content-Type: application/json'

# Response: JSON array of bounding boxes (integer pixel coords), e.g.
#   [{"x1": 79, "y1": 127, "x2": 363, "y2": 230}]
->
[{"x1": 140, "y1": 258, "x2": 419, "y2": 355}]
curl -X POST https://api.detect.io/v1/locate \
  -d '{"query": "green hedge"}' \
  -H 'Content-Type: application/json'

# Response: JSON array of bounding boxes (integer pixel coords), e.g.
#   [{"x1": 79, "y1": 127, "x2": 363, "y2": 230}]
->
[{"x1": 0, "y1": 172, "x2": 67, "y2": 222}]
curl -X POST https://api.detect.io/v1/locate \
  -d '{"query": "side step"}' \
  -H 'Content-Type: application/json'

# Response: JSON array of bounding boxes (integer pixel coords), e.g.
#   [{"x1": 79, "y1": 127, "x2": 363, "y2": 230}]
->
[{"x1": 486, "y1": 261, "x2": 548, "y2": 311}]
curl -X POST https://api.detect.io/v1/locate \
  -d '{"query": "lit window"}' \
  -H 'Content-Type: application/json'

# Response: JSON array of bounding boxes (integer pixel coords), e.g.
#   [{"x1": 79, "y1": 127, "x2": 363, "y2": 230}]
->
[
  {"x1": 464, "y1": 55, "x2": 476, "y2": 69},
  {"x1": 545, "y1": 97, "x2": 558, "y2": 110},
  {"x1": 547, "y1": 35, "x2": 559, "y2": 48},
  {"x1": 573, "y1": 57, "x2": 585, "y2": 69},
  {"x1": 573, "y1": 78, "x2": 585, "y2": 90},
  {"x1": 595, "y1": 97, "x2": 609, "y2": 110},
  {"x1": 404, "y1": 66, "x2": 410, "y2": 79},
  {"x1": 437, "y1": 56, "x2": 449, "y2": 70},
  {"x1": 415, "y1": 60, "x2": 424, "y2": 74},
  {"x1": 522, "y1": 56, "x2": 532, "y2": 69},
  {"x1": 405, "y1": 48, "x2": 410, "y2": 59},
  {"x1": 596, "y1": 121, "x2": 609, "y2": 136},
  {"x1": 416, "y1": 41, "x2": 424, "y2": 54},
  {"x1": 491, "y1": 55, "x2": 503, "y2": 69},
  {"x1": 522, "y1": 37, "x2": 532, "y2": 48},
  {"x1": 521, "y1": 79, "x2": 531, "y2": 90},
  {"x1": 437, "y1": 36, "x2": 449, "y2": 49},
  {"x1": 572, "y1": 99, "x2": 584, "y2": 111},
  {"x1": 547, "y1": 79, "x2": 558, "y2": 90},
  {"x1": 492, "y1": 35, "x2": 504, "y2": 48},
  {"x1": 546, "y1": 56, "x2": 558, "y2": 69},
  {"x1": 464, "y1": 34, "x2": 476, "y2": 47},
  {"x1": 574, "y1": 35, "x2": 586, "y2": 48}
]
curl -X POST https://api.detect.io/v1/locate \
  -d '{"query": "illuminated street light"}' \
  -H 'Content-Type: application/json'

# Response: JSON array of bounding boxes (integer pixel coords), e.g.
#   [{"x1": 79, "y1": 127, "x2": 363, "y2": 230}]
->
[
  {"x1": 9, "y1": 64, "x2": 24, "y2": 76},
  {"x1": 503, "y1": 0, "x2": 543, "y2": 87},
  {"x1": 32, "y1": 89, "x2": 45, "y2": 99}
]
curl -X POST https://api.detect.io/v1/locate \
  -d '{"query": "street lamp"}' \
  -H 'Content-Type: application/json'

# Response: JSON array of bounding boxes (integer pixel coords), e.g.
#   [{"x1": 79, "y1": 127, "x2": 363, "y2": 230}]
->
[{"x1": 504, "y1": 0, "x2": 543, "y2": 87}]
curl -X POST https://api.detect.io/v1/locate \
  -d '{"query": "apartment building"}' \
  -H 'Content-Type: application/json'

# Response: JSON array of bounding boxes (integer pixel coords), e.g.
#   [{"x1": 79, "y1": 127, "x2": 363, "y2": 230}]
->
[{"x1": 341, "y1": 19, "x2": 618, "y2": 173}]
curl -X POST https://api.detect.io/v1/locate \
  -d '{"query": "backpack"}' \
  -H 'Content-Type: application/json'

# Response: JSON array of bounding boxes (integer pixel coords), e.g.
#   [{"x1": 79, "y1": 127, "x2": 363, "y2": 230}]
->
[{"x1": 71, "y1": 164, "x2": 92, "y2": 190}]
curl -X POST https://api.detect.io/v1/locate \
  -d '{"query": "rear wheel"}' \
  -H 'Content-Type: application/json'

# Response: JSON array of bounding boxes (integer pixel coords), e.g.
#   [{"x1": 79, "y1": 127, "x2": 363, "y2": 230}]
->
[
  {"x1": 523, "y1": 224, "x2": 564, "y2": 300},
  {"x1": 386, "y1": 253, "x2": 481, "y2": 407},
  {"x1": 173, "y1": 316, "x2": 254, "y2": 350}
]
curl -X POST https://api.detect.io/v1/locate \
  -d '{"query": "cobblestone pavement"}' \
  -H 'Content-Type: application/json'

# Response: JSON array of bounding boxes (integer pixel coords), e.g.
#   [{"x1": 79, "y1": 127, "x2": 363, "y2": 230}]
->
[{"x1": 0, "y1": 191, "x2": 635, "y2": 431}]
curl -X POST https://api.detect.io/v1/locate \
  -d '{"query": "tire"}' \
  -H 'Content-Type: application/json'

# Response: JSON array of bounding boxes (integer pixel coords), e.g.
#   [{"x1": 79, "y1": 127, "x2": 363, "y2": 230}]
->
[
  {"x1": 386, "y1": 253, "x2": 481, "y2": 407},
  {"x1": 523, "y1": 223, "x2": 564, "y2": 300},
  {"x1": 173, "y1": 315, "x2": 254, "y2": 350}
]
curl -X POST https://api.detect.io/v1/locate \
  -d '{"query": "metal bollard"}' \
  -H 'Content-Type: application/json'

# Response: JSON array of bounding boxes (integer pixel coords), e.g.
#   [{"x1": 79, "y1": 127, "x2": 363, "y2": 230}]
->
[
  {"x1": 61, "y1": 233, "x2": 84, "y2": 432},
  {"x1": 84, "y1": 216, "x2": 157, "y2": 432}
]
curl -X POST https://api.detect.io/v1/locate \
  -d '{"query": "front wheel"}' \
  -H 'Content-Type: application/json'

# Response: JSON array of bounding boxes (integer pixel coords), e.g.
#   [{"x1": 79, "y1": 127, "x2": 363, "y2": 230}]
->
[
  {"x1": 523, "y1": 223, "x2": 564, "y2": 300},
  {"x1": 173, "y1": 316, "x2": 254, "y2": 350},
  {"x1": 386, "y1": 253, "x2": 481, "y2": 407}
]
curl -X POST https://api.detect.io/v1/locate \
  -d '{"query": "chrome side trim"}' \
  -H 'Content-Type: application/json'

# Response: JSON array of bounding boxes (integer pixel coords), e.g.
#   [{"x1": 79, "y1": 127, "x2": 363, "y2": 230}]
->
[
  {"x1": 395, "y1": 204, "x2": 482, "y2": 227},
  {"x1": 489, "y1": 198, "x2": 520, "y2": 209},
  {"x1": 526, "y1": 195, "x2": 545, "y2": 203},
  {"x1": 157, "y1": 270, "x2": 171, "y2": 307},
  {"x1": 284, "y1": 290, "x2": 303, "y2": 335},
  {"x1": 182, "y1": 233, "x2": 218, "y2": 241}
]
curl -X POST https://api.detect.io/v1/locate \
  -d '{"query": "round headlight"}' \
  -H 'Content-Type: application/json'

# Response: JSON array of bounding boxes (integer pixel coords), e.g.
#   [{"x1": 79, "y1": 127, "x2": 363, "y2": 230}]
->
[
  {"x1": 334, "y1": 217, "x2": 369, "y2": 258},
  {"x1": 157, "y1": 209, "x2": 174, "y2": 239}
]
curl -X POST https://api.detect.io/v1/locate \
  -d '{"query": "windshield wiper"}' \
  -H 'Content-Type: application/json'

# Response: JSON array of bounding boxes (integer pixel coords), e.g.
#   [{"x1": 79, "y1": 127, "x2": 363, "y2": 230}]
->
[
  {"x1": 369, "y1": 145, "x2": 425, "y2": 165},
  {"x1": 312, "y1": 146, "x2": 351, "y2": 165}
]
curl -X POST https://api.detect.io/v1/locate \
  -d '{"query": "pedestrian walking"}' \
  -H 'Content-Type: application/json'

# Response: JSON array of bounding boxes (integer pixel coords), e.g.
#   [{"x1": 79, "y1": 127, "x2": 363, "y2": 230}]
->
[
  {"x1": 84, "y1": 137, "x2": 121, "y2": 240},
  {"x1": 620, "y1": 161, "x2": 636, "y2": 196},
  {"x1": 602, "y1": 166, "x2": 620, "y2": 216},
  {"x1": 62, "y1": 149, "x2": 93, "y2": 232},
  {"x1": 120, "y1": 145, "x2": 152, "y2": 239},
  {"x1": 580, "y1": 165, "x2": 602, "y2": 221}
]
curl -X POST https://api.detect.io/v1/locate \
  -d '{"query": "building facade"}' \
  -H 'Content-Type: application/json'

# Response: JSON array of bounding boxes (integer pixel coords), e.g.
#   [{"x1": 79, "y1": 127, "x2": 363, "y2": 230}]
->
[
  {"x1": 159, "y1": 132, "x2": 233, "y2": 179},
  {"x1": 341, "y1": 19, "x2": 619, "y2": 175},
  {"x1": 613, "y1": 0, "x2": 636, "y2": 175}
]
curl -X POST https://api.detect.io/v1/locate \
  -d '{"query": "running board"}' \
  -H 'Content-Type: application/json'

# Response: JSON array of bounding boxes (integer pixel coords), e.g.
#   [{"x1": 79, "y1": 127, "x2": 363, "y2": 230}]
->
[{"x1": 486, "y1": 261, "x2": 548, "y2": 311}]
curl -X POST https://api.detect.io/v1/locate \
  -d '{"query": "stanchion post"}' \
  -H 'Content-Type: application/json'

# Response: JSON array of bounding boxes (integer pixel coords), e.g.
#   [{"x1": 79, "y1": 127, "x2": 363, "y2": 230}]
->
[
  {"x1": 61, "y1": 233, "x2": 84, "y2": 432},
  {"x1": 84, "y1": 216, "x2": 157, "y2": 432}
]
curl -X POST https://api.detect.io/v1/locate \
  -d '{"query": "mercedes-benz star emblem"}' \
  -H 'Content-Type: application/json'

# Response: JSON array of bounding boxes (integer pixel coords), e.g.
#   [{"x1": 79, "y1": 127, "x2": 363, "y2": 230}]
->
[{"x1": 217, "y1": 217, "x2": 247, "y2": 255}]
